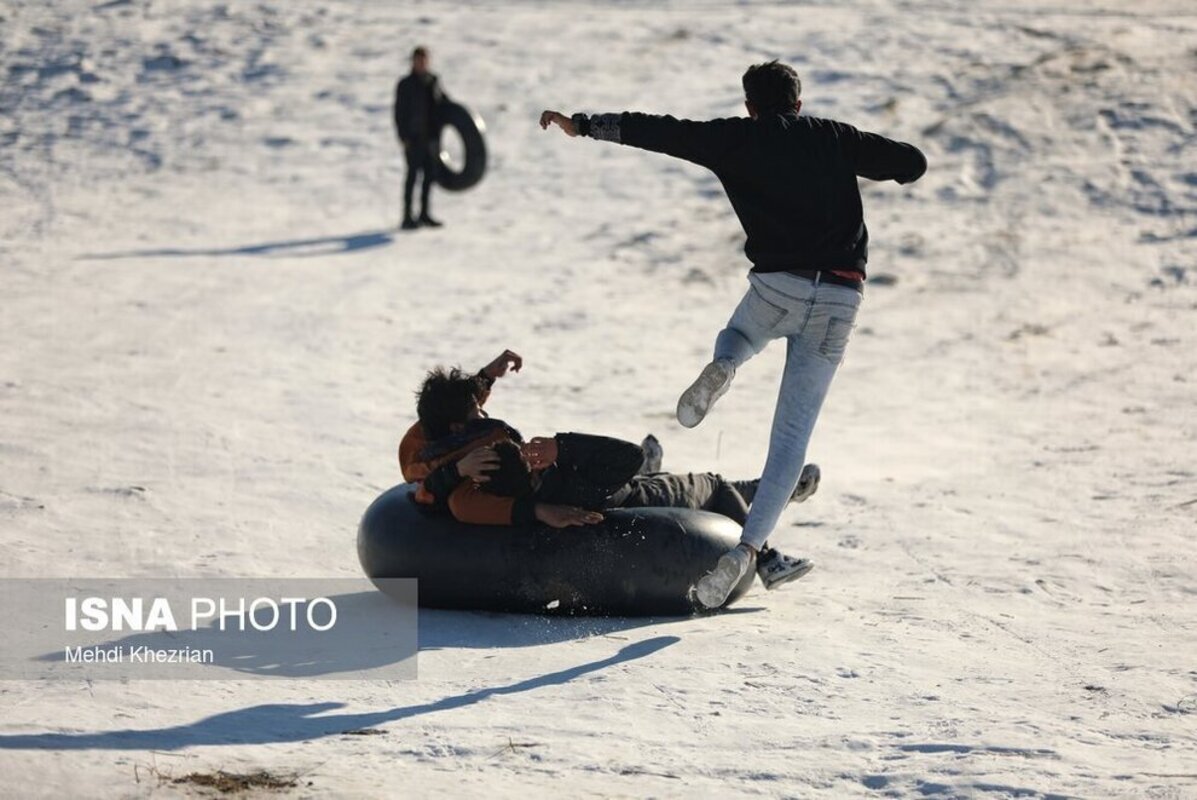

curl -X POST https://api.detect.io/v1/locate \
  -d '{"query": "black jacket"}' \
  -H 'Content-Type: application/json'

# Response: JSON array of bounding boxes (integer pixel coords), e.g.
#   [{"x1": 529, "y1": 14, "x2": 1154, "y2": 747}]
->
[
  {"x1": 394, "y1": 72, "x2": 447, "y2": 144},
  {"x1": 575, "y1": 111, "x2": 926, "y2": 274},
  {"x1": 433, "y1": 427, "x2": 645, "y2": 527},
  {"x1": 532, "y1": 433, "x2": 645, "y2": 514}
]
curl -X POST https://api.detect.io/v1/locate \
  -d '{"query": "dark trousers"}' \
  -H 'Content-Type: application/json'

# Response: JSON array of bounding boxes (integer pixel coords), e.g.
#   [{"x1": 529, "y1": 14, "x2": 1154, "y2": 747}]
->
[
  {"x1": 613, "y1": 473, "x2": 749, "y2": 525},
  {"x1": 403, "y1": 141, "x2": 437, "y2": 220},
  {"x1": 538, "y1": 470, "x2": 749, "y2": 526}
]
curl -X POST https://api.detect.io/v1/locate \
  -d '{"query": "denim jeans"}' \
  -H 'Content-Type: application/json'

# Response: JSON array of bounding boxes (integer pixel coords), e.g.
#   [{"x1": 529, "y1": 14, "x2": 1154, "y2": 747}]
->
[{"x1": 713, "y1": 272, "x2": 862, "y2": 550}]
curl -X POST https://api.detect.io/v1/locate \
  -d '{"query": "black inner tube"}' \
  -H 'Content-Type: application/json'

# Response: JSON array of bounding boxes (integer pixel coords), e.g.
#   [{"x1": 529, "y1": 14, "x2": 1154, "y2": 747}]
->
[
  {"x1": 358, "y1": 484, "x2": 757, "y2": 617},
  {"x1": 436, "y1": 102, "x2": 487, "y2": 192}
]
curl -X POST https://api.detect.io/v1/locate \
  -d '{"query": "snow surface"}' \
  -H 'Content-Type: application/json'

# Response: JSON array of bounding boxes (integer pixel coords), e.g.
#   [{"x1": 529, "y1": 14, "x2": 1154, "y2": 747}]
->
[{"x1": 2, "y1": 0, "x2": 1196, "y2": 796}]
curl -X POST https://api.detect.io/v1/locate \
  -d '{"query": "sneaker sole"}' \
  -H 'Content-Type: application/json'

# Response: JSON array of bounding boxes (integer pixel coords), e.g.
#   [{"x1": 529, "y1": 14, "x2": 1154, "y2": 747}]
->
[
  {"x1": 640, "y1": 435, "x2": 664, "y2": 474},
  {"x1": 677, "y1": 362, "x2": 733, "y2": 429},
  {"x1": 694, "y1": 551, "x2": 749, "y2": 609},
  {"x1": 761, "y1": 559, "x2": 815, "y2": 590},
  {"x1": 791, "y1": 464, "x2": 822, "y2": 504}
]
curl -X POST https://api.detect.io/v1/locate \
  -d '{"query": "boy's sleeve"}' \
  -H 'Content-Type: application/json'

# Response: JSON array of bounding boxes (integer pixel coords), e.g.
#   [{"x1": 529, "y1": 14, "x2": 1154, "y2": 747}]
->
[
  {"x1": 555, "y1": 433, "x2": 645, "y2": 492},
  {"x1": 835, "y1": 122, "x2": 927, "y2": 184},
  {"x1": 394, "y1": 80, "x2": 412, "y2": 141},
  {"x1": 474, "y1": 369, "x2": 495, "y2": 407},
  {"x1": 447, "y1": 483, "x2": 538, "y2": 526},
  {"x1": 398, "y1": 422, "x2": 429, "y2": 482},
  {"x1": 422, "y1": 461, "x2": 462, "y2": 502},
  {"x1": 571, "y1": 112, "x2": 741, "y2": 171}
]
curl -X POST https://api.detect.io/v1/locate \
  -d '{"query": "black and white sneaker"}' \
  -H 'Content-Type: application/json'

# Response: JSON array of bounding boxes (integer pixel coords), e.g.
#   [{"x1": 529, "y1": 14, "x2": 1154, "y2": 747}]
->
[
  {"x1": 755, "y1": 548, "x2": 814, "y2": 590},
  {"x1": 639, "y1": 434, "x2": 664, "y2": 474}
]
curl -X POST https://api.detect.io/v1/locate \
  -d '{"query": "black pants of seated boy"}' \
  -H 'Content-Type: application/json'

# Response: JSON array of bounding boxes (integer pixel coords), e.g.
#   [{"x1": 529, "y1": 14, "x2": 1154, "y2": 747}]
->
[
  {"x1": 526, "y1": 433, "x2": 750, "y2": 524},
  {"x1": 607, "y1": 473, "x2": 749, "y2": 524}
]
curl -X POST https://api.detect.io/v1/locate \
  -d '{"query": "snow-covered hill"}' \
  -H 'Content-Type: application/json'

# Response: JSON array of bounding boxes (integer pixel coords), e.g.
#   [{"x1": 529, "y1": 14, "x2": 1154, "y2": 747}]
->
[{"x1": 1, "y1": 1, "x2": 1195, "y2": 796}]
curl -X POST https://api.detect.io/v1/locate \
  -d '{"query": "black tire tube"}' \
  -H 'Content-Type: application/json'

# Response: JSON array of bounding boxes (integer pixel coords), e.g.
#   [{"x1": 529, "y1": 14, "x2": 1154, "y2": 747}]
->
[
  {"x1": 357, "y1": 484, "x2": 757, "y2": 617},
  {"x1": 435, "y1": 102, "x2": 487, "y2": 192}
]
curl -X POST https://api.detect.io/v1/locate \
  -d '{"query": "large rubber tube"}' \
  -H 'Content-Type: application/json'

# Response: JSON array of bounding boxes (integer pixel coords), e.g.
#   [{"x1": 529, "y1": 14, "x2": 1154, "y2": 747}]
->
[
  {"x1": 357, "y1": 484, "x2": 756, "y2": 616},
  {"x1": 435, "y1": 102, "x2": 487, "y2": 192}
]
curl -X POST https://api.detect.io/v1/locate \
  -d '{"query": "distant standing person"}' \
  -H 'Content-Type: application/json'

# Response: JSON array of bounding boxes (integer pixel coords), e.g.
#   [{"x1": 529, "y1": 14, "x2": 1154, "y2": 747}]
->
[
  {"x1": 394, "y1": 46, "x2": 447, "y2": 229},
  {"x1": 540, "y1": 61, "x2": 927, "y2": 608}
]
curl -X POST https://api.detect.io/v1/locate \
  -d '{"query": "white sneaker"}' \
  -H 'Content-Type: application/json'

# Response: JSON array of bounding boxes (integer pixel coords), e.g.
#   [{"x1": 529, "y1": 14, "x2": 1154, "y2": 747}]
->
[
  {"x1": 694, "y1": 543, "x2": 754, "y2": 609},
  {"x1": 756, "y1": 549, "x2": 815, "y2": 590},
  {"x1": 677, "y1": 359, "x2": 735, "y2": 429}
]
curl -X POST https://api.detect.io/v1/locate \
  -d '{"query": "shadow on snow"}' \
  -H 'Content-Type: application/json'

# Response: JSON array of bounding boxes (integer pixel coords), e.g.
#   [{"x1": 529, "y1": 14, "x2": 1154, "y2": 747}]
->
[
  {"x1": 78, "y1": 229, "x2": 394, "y2": 260},
  {"x1": 0, "y1": 636, "x2": 678, "y2": 750}
]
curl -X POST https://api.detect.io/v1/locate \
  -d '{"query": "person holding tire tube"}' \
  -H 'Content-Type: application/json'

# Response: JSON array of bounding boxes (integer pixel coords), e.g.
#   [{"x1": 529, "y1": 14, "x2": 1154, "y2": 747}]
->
[
  {"x1": 394, "y1": 45, "x2": 447, "y2": 230},
  {"x1": 540, "y1": 60, "x2": 928, "y2": 608}
]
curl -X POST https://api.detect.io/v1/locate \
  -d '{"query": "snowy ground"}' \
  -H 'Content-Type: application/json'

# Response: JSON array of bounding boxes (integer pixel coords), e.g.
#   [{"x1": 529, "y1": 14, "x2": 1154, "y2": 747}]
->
[{"x1": 2, "y1": 0, "x2": 1196, "y2": 796}]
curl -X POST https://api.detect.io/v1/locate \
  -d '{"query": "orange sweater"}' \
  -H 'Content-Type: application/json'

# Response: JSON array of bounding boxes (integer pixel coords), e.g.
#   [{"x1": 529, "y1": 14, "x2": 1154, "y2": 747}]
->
[{"x1": 397, "y1": 421, "x2": 523, "y2": 522}]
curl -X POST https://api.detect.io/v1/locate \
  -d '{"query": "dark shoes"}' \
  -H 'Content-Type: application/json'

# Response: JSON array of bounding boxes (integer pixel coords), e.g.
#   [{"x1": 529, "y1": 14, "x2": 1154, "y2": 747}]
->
[{"x1": 400, "y1": 214, "x2": 444, "y2": 230}]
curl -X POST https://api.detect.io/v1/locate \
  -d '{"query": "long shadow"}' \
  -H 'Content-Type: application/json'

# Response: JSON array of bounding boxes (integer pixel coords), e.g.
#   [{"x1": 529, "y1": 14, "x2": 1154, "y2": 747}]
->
[
  {"x1": 0, "y1": 636, "x2": 678, "y2": 750},
  {"x1": 79, "y1": 229, "x2": 394, "y2": 260},
  {"x1": 418, "y1": 607, "x2": 753, "y2": 650}
]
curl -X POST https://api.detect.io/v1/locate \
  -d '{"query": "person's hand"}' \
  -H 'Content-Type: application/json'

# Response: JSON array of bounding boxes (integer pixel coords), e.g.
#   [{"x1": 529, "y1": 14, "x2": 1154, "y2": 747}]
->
[
  {"x1": 522, "y1": 436, "x2": 559, "y2": 470},
  {"x1": 539, "y1": 110, "x2": 578, "y2": 137},
  {"x1": 535, "y1": 503, "x2": 603, "y2": 528},
  {"x1": 457, "y1": 447, "x2": 499, "y2": 484},
  {"x1": 481, "y1": 349, "x2": 523, "y2": 380}
]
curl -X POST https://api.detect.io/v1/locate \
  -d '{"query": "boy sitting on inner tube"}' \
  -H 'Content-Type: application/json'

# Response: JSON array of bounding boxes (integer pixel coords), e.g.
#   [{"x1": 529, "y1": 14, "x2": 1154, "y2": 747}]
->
[
  {"x1": 397, "y1": 349, "x2": 523, "y2": 512},
  {"x1": 399, "y1": 354, "x2": 819, "y2": 590},
  {"x1": 399, "y1": 350, "x2": 641, "y2": 529}
]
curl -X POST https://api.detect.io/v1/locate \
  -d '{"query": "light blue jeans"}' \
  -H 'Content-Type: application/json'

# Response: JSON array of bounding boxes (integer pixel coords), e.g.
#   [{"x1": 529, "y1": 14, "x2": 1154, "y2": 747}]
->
[{"x1": 714, "y1": 272, "x2": 862, "y2": 550}]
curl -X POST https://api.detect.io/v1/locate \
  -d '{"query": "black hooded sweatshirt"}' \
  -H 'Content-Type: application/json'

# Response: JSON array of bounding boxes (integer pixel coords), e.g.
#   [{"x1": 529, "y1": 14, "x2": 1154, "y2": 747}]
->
[{"x1": 573, "y1": 110, "x2": 927, "y2": 276}]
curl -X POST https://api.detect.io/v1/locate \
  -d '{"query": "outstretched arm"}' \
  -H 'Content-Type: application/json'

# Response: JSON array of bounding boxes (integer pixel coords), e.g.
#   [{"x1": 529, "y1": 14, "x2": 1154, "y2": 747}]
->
[
  {"x1": 540, "y1": 109, "x2": 738, "y2": 170},
  {"x1": 837, "y1": 123, "x2": 927, "y2": 184}
]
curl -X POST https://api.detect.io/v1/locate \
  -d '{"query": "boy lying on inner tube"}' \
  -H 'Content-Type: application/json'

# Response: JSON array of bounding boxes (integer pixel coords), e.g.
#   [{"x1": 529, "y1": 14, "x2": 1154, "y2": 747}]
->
[{"x1": 398, "y1": 352, "x2": 818, "y2": 591}]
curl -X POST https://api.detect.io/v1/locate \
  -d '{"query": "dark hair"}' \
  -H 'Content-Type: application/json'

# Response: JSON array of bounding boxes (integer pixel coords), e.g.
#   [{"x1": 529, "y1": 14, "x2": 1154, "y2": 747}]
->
[
  {"x1": 479, "y1": 441, "x2": 533, "y2": 498},
  {"x1": 416, "y1": 366, "x2": 486, "y2": 440},
  {"x1": 742, "y1": 61, "x2": 801, "y2": 115},
  {"x1": 412, "y1": 46, "x2": 429, "y2": 59}
]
